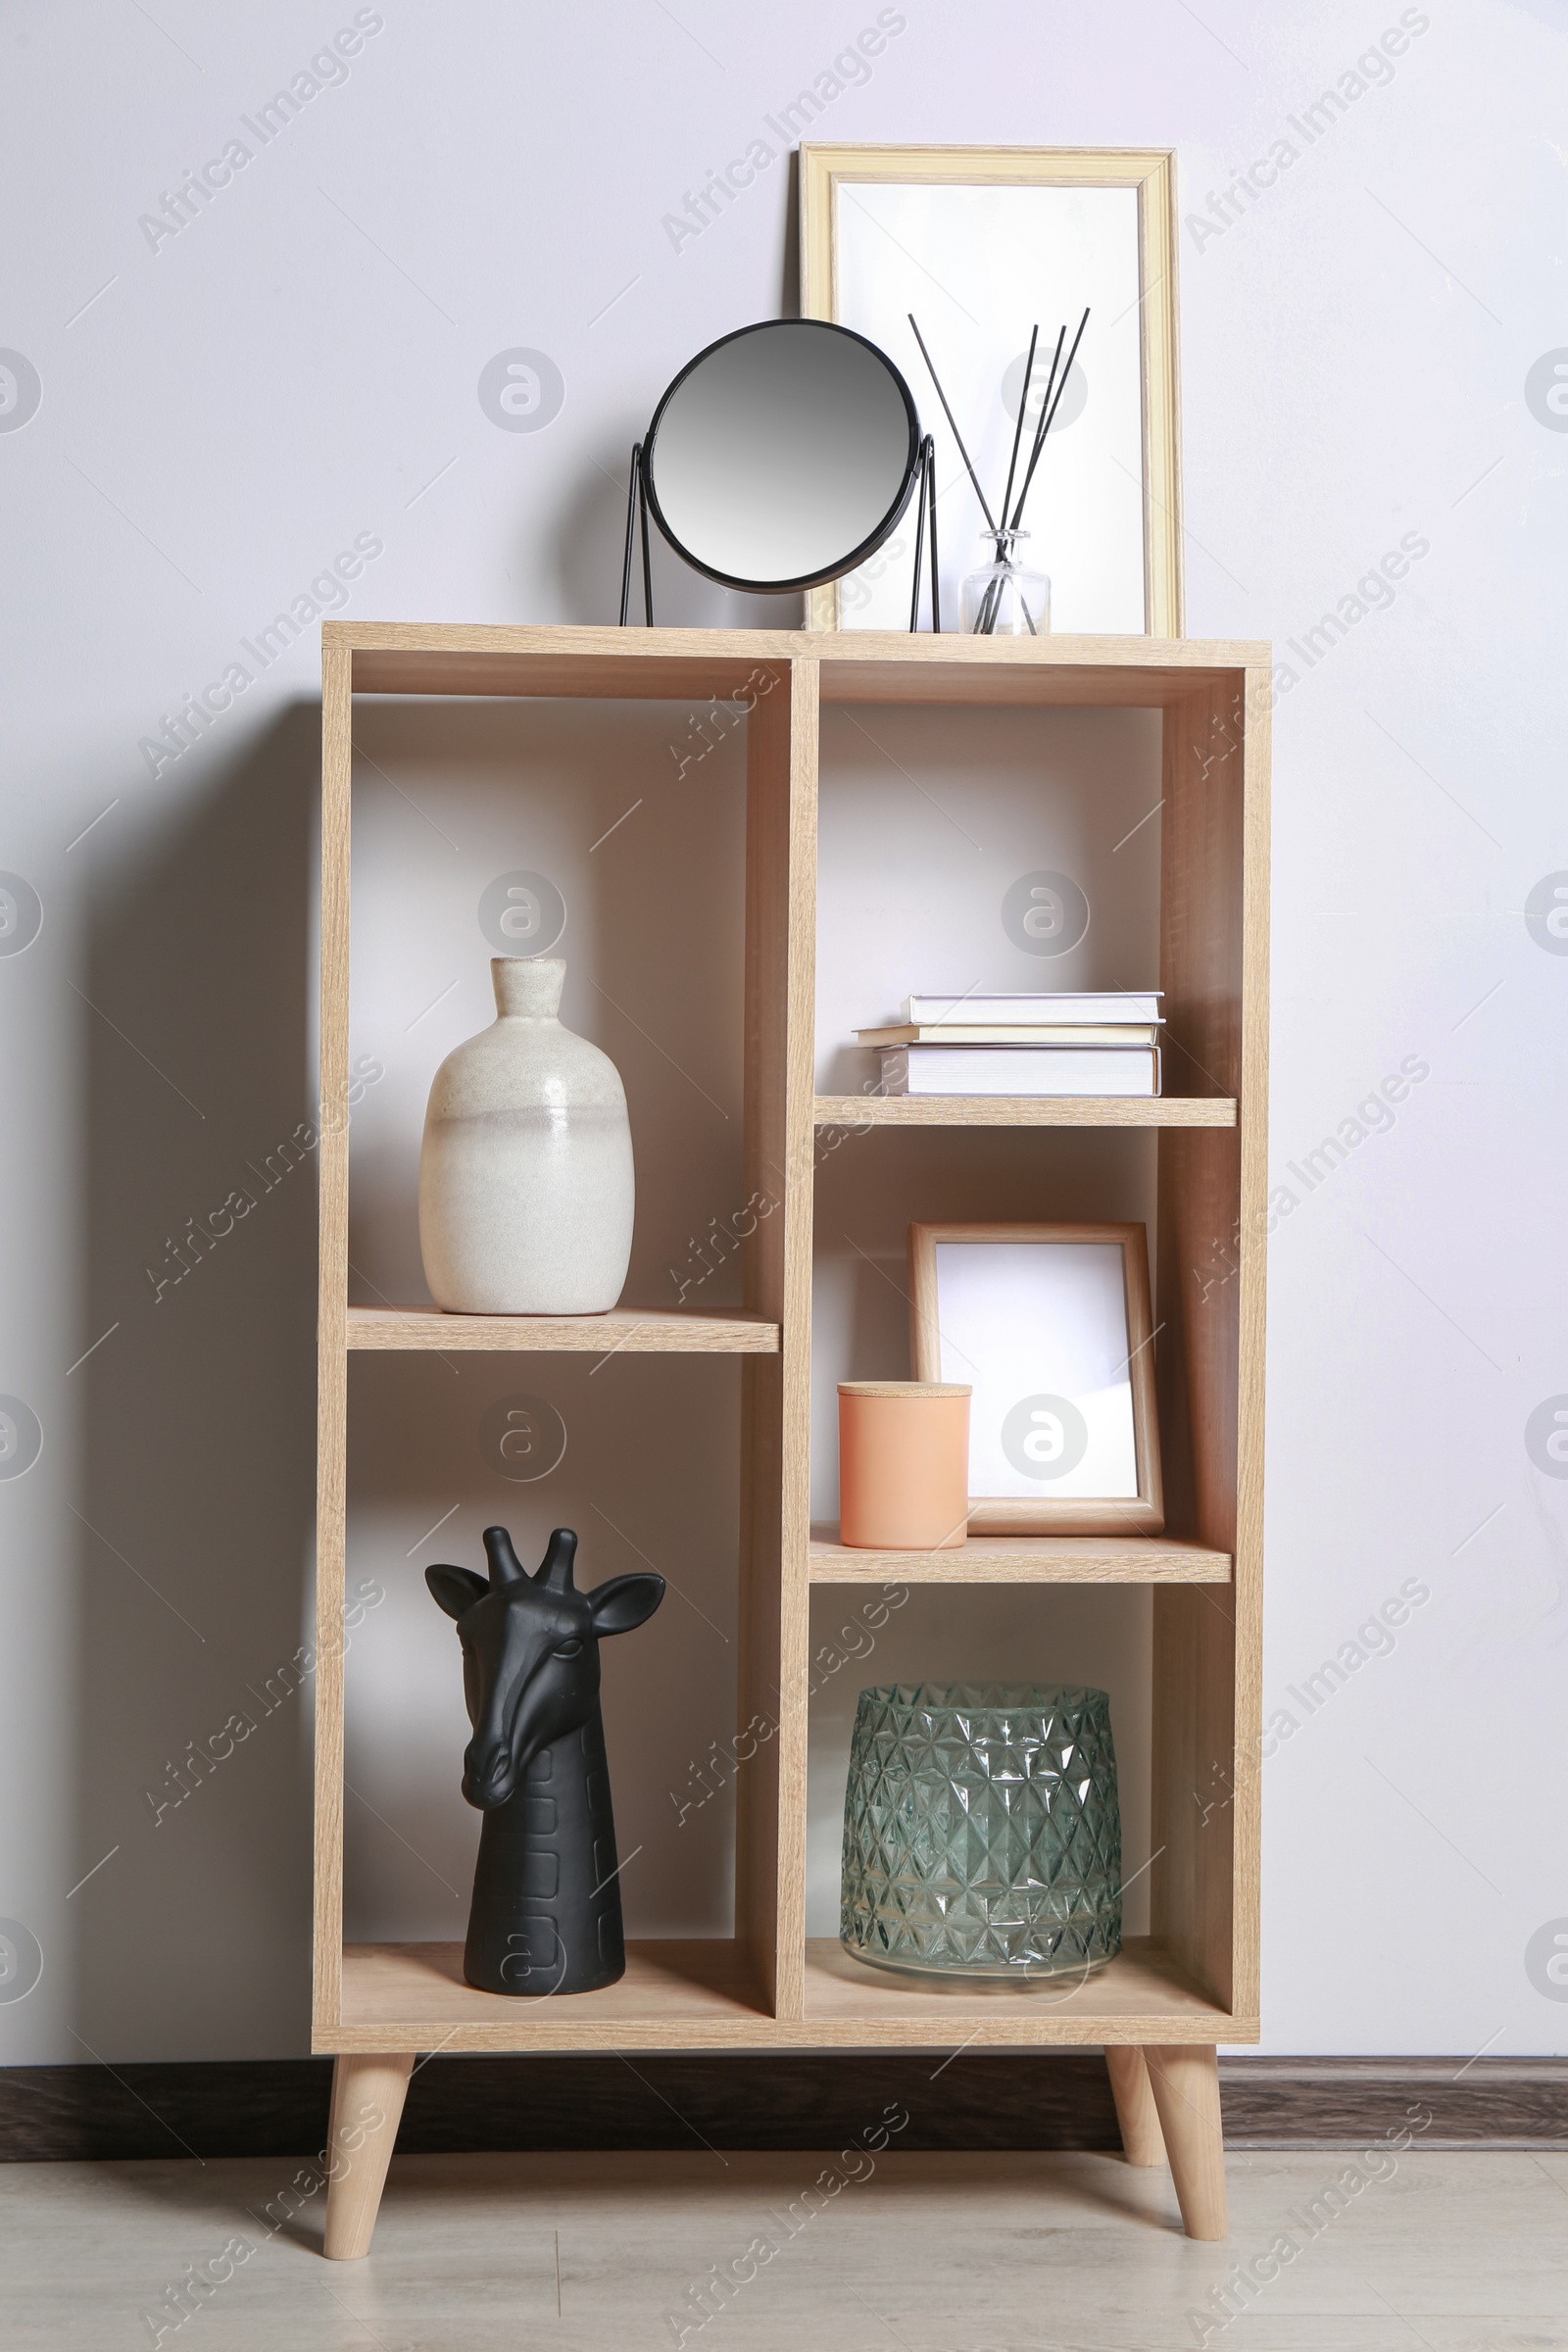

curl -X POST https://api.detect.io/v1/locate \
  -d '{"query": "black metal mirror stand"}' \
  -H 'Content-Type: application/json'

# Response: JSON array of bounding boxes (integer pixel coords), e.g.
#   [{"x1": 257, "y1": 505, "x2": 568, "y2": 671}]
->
[
  {"x1": 907, "y1": 434, "x2": 939, "y2": 634},
  {"x1": 617, "y1": 434, "x2": 939, "y2": 633},
  {"x1": 617, "y1": 442, "x2": 654, "y2": 627}
]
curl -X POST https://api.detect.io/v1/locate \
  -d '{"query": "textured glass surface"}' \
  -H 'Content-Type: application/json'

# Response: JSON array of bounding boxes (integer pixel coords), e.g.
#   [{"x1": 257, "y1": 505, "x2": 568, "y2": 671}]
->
[{"x1": 841, "y1": 1684, "x2": 1121, "y2": 1978}]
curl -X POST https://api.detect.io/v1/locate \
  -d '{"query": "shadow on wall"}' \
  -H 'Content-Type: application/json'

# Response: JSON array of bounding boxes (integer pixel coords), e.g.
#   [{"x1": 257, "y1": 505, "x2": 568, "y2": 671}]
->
[
  {"x1": 74, "y1": 704, "x2": 321, "y2": 2060},
  {"x1": 344, "y1": 693, "x2": 753, "y2": 1312},
  {"x1": 65, "y1": 681, "x2": 762, "y2": 2055},
  {"x1": 550, "y1": 144, "x2": 804, "y2": 635},
  {"x1": 544, "y1": 148, "x2": 816, "y2": 632},
  {"x1": 341, "y1": 693, "x2": 752, "y2": 1943},
  {"x1": 549, "y1": 448, "x2": 806, "y2": 632}
]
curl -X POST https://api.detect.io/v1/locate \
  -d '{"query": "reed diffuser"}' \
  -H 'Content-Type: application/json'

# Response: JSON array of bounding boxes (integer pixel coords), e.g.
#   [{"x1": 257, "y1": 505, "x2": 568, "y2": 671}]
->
[{"x1": 908, "y1": 307, "x2": 1090, "y2": 636}]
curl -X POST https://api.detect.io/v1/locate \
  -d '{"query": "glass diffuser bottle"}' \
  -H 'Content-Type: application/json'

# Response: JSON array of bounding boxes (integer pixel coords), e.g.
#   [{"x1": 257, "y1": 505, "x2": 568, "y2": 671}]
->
[{"x1": 960, "y1": 528, "x2": 1050, "y2": 636}]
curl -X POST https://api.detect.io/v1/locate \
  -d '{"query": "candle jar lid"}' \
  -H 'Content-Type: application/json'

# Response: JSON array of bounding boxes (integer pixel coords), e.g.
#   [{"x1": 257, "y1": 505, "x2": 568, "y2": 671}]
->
[{"x1": 837, "y1": 1381, "x2": 971, "y2": 1396}]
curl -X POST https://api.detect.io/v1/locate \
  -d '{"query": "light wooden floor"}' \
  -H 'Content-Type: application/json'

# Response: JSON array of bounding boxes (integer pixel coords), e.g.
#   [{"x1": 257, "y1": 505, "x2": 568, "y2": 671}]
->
[{"x1": 2, "y1": 2147, "x2": 1564, "y2": 2349}]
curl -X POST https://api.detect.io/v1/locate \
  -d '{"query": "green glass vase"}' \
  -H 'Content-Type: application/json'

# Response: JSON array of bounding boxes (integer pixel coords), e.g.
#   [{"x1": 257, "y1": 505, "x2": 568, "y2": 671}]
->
[{"x1": 840, "y1": 1684, "x2": 1122, "y2": 1979}]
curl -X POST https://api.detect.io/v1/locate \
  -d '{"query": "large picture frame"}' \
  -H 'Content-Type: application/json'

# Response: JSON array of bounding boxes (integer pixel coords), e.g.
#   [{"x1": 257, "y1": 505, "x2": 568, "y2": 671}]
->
[
  {"x1": 907, "y1": 1221, "x2": 1164, "y2": 1536},
  {"x1": 799, "y1": 144, "x2": 1182, "y2": 638}
]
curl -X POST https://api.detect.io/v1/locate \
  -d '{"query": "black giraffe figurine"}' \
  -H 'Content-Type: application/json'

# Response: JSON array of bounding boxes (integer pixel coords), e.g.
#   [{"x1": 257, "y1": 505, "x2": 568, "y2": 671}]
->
[{"x1": 425, "y1": 1525, "x2": 663, "y2": 1995}]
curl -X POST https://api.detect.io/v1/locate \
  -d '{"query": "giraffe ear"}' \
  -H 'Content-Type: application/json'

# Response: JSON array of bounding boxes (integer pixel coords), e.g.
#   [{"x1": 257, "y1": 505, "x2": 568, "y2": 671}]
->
[
  {"x1": 586, "y1": 1573, "x2": 664, "y2": 1637},
  {"x1": 426, "y1": 1565, "x2": 488, "y2": 1621}
]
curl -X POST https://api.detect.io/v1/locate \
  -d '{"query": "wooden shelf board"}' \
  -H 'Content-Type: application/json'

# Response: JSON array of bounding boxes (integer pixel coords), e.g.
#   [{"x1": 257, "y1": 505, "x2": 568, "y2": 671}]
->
[
  {"x1": 808, "y1": 1529, "x2": 1232, "y2": 1584},
  {"x1": 812, "y1": 647, "x2": 1255, "y2": 708},
  {"x1": 321, "y1": 1936, "x2": 1248, "y2": 2052},
  {"x1": 800, "y1": 1936, "x2": 1248, "y2": 2045},
  {"x1": 331, "y1": 1939, "x2": 769, "y2": 2052},
  {"x1": 330, "y1": 621, "x2": 1267, "y2": 708},
  {"x1": 814, "y1": 1094, "x2": 1237, "y2": 1129},
  {"x1": 344, "y1": 1304, "x2": 780, "y2": 1354}
]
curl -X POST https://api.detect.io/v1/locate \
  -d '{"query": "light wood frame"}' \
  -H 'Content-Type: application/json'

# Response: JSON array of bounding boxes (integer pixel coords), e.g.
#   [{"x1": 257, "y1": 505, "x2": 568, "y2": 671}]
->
[
  {"x1": 799, "y1": 144, "x2": 1183, "y2": 637},
  {"x1": 907, "y1": 1220, "x2": 1164, "y2": 1537},
  {"x1": 314, "y1": 620, "x2": 1267, "y2": 2255}
]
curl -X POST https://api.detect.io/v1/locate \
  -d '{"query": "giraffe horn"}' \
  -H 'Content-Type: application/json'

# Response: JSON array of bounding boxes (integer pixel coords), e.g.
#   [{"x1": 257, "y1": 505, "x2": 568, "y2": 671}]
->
[
  {"x1": 535, "y1": 1528, "x2": 578, "y2": 1592},
  {"x1": 481, "y1": 1526, "x2": 528, "y2": 1587}
]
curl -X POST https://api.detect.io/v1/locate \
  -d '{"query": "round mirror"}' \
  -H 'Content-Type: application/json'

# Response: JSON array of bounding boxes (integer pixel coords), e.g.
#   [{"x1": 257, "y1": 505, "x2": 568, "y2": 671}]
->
[{"x1": 643, "y1": 320, "x2": 920, "y2": 594}]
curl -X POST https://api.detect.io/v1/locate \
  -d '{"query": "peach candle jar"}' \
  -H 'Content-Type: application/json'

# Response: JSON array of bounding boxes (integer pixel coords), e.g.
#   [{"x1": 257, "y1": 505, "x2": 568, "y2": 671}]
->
[{"x1": 837, "y1": 1383, "x2": 972, "y2": 1550}]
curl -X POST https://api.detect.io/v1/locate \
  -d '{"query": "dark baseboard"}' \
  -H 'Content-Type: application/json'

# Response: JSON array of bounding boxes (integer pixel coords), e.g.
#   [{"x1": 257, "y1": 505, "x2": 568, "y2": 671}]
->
[
  {"x1": 1, "y1": 2052, "x2": 1562, "y2": 2164},
  {"x1": 0, "y1": 2054, "x2": 1118, "y2": 2164},
  {"x1": 1219, "y1": 2055, "x2": 1568, "y2": 2149}
]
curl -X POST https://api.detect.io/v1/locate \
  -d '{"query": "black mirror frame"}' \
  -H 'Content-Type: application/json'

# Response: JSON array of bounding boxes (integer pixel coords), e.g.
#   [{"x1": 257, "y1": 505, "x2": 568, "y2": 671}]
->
[{"x1": 618, "y1": 319, "x2": 938, "y2": 627}]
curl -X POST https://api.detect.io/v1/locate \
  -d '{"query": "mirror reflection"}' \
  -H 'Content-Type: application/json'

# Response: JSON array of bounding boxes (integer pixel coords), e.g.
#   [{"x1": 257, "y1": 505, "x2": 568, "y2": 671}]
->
[{"x1": 644, "y1": 320, "x2": 918, "y2": 593}]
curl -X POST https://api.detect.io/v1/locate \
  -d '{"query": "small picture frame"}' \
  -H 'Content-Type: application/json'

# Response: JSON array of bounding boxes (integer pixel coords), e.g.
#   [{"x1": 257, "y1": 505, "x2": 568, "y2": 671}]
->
[{"x1": 907, "y1": 1222, "x2": 1163, "y2": 1536}]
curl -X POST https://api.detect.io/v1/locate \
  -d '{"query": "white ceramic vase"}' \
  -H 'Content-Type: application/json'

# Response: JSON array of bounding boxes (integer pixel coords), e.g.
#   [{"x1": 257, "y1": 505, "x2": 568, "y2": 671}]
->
[{"x1": 418, "y1": 958, "x2": 634, "y2": 1314}]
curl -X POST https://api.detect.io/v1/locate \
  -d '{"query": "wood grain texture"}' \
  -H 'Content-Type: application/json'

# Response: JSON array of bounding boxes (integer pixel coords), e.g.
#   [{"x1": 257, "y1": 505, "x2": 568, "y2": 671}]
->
[
  {"x1": 814, "y1": 1093, "x2": 1236, "y2": 1128},
  {"x1": 313, "y1": 635, "x2": 353, "y2": 2046},
  {"x1": 5, "y1": 2054, "x2": 1564, "y2": 2161},
  {"x1": 325, "y1": 620, "x2": 1267, "y2": 701},
  {"x1": 1233, "y1": 667, "x2": 1271, "y2": 2030},
  {"x1": 338, "y1": 1940, "x2": 769, "y2": 2049},
  {"x1": 800, "y1": 1937, "x2": 1244, "y2": 2048},
  {"x1": 736, "y1": 662, "x2": 793, "y2": 2015},
  {"x1": 1146, "y1": 2043, "x2": 1227, "y2": 2239},
  {"x1": 350, "y1": 637, "x2": 794, "y2": 703},
  {"x1": 9, "y1": 2146, "x2": 1563, "y2": 2347},
  {"x1": 1219, "y1": 2056, "x2": 1568, "y2": 2149},
  {"x1": 808, "y1": 1529, "x2": 1231, "y2": 1583},
  {"x1": 1150, "y1": 667, "x2": 1268, "y2": 2032},
  {"x1": 344, "y1": 1303, "x2": 779, "y2": 1352},
  {"x1": 737, "y1": 1352, "x2": 782, "y2": 2009},
  {"x1": 796, "y1": 145, "x2": 1184, "y2": 634},
  {"x1": 1105, "y1": 2046, "x2": 1167, "y2": 2167},
  {"x1": 321, "y1": 2052, "x2": 414, "y2": 2260},
  {"x1": 1136, "y1": 153, "x2": 1183, "y2": 638},
  {"x1": 327, "y1": 1936, "x2": 1246, "y2": 2052},
  {"x1": 317, "y1": 627, "x2": 1268, "y2": 2082},
  {"x1": 800, "y1": 139, "x2": 1200, "y2": 185},
  {"x1": 773, "y1": 660, "x2": 820, "y2": 2020},
  {"x1": 813, "y1": 657, "x2": 1254, "y2": 707}
]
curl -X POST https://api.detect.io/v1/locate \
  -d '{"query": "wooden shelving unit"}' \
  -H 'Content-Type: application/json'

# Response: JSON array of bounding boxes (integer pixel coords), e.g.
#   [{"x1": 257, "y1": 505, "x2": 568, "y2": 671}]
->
[{"x1": 314, "y1": 621, "x2": 1268, "y2": 2257}]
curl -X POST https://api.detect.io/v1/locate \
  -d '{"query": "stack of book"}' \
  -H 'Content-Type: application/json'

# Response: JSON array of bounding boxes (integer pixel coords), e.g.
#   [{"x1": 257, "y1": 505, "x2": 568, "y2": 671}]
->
[{"x1": 858, "y1": 993, "x2": 1164, "y2": 1098}]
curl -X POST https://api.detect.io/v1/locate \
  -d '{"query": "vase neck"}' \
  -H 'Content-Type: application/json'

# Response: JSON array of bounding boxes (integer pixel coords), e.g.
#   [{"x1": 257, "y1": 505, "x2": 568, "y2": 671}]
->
[{"x1": 493, "y1": 957, "x2": 564, "y2": 1018}]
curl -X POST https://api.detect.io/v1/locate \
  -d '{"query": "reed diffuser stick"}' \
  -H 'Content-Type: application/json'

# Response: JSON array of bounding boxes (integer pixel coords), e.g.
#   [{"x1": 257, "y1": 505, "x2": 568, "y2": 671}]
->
[
  {"x1": 1015, "y1": 319, "x2": 1065, "y2": 518},
  {"x1": 971, "y1": 323, "x2": 1042, "y2": 637},
  {"x1": 907, "y1": 314, "x2": 995, "y2": 530},
  {"x1": 998, "y1": 322, "x2": 1038, "y2": 539},
  {"x1": 1010, "y1": 308, "x2": 1089, "y2": 533}
]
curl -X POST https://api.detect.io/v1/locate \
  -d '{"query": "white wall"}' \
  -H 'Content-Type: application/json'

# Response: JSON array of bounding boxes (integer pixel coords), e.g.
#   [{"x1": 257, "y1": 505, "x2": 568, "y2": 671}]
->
[{"x1": 1, "y1": 0, "x2": 1564, "y2": 2062}]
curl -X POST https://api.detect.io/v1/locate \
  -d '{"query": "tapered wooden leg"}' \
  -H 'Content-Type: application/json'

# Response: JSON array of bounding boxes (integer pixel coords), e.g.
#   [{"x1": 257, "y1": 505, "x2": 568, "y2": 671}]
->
[
  {"x1": 322, "y1": 2053, "x2": 414, "y2": 2260},
  {"x1": 1144, "y1": 2043, "x2": 1227, "y2": 2239},
  {"x1": 1105, "y1": 2045, "x2": 1167, "y2": 2167}
]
